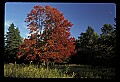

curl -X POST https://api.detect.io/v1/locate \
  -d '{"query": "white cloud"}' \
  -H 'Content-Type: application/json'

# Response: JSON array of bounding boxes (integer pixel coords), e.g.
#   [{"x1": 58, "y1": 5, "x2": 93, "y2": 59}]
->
[
  {"x1": 5, "y1": 20, "x2": 14, "y2": 27},
  {"x1": 4, "y1": 20, "x2": 14, "y2": 34},
  {"x1": 5, "y1": 21, "x2": 10, "y2": 27}
]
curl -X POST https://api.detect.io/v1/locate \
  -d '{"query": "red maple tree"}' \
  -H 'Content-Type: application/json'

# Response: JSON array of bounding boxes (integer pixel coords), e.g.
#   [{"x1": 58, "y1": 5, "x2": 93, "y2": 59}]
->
[{"x1": 17, "y1": 5, "x2": 76, "y2": 63}]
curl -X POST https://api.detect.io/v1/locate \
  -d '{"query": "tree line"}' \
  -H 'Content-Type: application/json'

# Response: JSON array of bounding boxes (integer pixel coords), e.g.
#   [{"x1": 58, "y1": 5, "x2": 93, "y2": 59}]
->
[
  {"x1": 69, "y1": 20, "x2": 116, "y2": 66},
  {"x1": 4, "y1": 5, "x2": 116, "y2": 67}
]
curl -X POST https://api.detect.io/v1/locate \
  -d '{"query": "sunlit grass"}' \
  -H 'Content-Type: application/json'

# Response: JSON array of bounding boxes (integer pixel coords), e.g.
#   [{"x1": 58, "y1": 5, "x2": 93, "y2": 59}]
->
[
  {"x1": 4, "y1": 63, "x2": 74, "y2": 78},
  {"x1": 4, "y1": 63, "x2": 115, "y2": 79}
]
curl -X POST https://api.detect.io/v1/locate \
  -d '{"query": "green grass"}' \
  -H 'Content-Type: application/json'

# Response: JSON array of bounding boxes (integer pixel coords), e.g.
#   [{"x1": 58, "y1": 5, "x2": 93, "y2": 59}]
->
[
  {"x1": 50, "y1": 64, "x2": 115, "y2": 79},
  {"x1": 4, "y1": 63, "x2": 74, "y2": 78},
  {"x1": 4, "y1": 63, "x2": 115, "y2": 79}
]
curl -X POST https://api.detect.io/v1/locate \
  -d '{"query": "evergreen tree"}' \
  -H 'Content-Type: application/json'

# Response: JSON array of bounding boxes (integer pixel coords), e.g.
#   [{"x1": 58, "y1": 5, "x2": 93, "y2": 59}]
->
[
  {"x1": 96, "y1": 24, "x2": 116, "y2": 66},
  {"x1": 69, "y1": 26, "x2": 99, "y2": 65},
  {"x1": 4, "y1": 23, "x2": 22, "y2": 63}
]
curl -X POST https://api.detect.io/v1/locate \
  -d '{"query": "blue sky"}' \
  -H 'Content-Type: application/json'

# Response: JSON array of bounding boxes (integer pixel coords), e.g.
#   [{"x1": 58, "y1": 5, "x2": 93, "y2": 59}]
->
[{"x1": 5, "y1": 2, "x2": 116, "y2": 39}]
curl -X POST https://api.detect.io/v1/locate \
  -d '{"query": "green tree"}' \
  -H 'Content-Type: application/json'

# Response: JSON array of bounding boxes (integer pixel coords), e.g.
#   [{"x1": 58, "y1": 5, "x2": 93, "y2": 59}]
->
[
  {"x1": 69, "y1": 26, "x2": 99, "y2": 65},
  {"x1": 101, "y1": 24, "x2": 114, "y2": 37},
  {"x1": 78, "y1": 26, "x2": 99, "y2": 48},
  {"x1": 4, "y1": 23, "x2": 22, "y2": 63},
  {"x1": 96, "y1": 24, "x2": 116, "y2": 66}
]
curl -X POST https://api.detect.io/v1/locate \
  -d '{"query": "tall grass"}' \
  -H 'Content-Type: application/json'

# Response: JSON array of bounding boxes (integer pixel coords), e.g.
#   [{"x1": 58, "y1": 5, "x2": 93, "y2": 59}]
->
[
  {"x1": 4, "y1": 63, "x2": 74, "y2": 78},
  {"x1": 51, "y1": 64, "x2": 115, "y2": 79},
  {"x1": 4, "y1": 63, "x2": 115, "y2": 79}
]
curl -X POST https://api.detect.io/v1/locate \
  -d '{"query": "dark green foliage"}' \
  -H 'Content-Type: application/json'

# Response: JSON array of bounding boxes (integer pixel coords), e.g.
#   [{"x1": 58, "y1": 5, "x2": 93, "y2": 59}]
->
[
  {"x1": 4, "y1": 23, "x2": 22, "y2": 63},
  {"x1": 69, "y1": 23, "x2": 116, "y2": 66},
  {"x1": 69, "y1": 26, "x2": 99, "y2": 65},
  {"x1": 96, "y1": 24, "x2": 116, "y2": 66}
]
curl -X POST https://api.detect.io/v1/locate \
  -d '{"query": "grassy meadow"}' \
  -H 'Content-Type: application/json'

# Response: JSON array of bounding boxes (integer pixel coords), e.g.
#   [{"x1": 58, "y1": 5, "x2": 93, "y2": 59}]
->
[{"x1": 4, "y1": 63, "x2": 115, "y2": 79}]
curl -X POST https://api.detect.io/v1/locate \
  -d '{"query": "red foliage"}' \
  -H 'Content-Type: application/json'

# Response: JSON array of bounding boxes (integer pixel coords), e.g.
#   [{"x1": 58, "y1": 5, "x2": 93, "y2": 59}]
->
[
  {"x1": 45, "y1": 5, "x2": 51, "y2": 9},
  {"x1": 17, "y1": 5, "x2": 76, "y2": 63},
  {"x1": 31, "y1": 9, "x2": 36, "y2": 14}
]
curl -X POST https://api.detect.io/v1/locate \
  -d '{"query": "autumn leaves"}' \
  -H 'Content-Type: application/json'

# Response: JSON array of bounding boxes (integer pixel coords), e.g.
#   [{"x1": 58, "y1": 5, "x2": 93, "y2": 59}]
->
[{"x1": 17, "y1": 5, "x2": 76, "y2": 63}]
